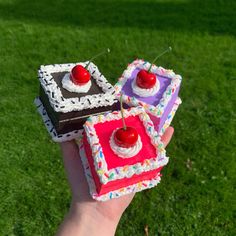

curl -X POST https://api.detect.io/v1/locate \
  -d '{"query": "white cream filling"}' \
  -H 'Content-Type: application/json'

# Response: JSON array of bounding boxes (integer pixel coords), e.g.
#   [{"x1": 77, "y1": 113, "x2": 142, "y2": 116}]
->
[
  {"x1": 131, "y1": 77, "x2": 160, "y2": 97},
  {"x1": 62, "y1": 73, "x2": 92, "y2": 93},
  {"x1": 109, "y1": 129, "x2": 142, "y2": 158}
]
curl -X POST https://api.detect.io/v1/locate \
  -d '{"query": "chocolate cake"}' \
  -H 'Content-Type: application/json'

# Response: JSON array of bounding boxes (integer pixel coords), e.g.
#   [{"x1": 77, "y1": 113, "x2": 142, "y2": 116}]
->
[{"x1": 35, "y1": 62, "x2": 117, "y2": 142}]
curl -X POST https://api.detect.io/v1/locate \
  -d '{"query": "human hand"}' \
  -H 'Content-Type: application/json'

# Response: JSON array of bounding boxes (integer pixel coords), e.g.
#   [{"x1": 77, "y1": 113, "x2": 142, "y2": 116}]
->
[{"x1": 56, "y1": 127, "x2": 174, "y2": 236}]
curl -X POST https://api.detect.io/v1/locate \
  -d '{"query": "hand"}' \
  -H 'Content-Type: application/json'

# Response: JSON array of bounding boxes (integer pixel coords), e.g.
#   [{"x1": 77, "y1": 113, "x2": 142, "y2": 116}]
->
[{"x1": 56, "y1": 127, "x2": 174, "y2": 236}]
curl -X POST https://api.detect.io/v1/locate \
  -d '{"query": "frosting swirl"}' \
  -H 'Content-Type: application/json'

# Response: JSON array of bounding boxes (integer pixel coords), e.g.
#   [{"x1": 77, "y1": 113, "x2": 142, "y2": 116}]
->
[
  {"x1": 131, "y1": 77, "x2": 160, "y2": 97},
  {"x1": 62, "y1": 73, "x2": 91, "y2": 93},
  {"x1": 109, "y1": 129, "x2": 142, "y2": 158}
]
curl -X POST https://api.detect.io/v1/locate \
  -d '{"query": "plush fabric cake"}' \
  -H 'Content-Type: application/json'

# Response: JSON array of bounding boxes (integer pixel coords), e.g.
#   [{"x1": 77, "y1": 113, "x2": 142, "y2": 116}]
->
[
  {"x1": 77, "y1": 106, "x2": 169, "y2": 201},
  {"x1": 114, "y1": 59, "x2": 182, "y2": 134},
  {"x1": 35, "y1": 62, "x2": 117, "y2": 142}
]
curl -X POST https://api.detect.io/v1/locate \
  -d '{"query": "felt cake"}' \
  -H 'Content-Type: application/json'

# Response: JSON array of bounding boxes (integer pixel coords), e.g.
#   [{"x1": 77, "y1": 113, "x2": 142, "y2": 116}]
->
[
  {"x1": 35, "y1": 62, "x2": 117, "y2": 142},
  {"x1": 114, "y1": 59, "x2": 182, "y2": 134},
  {"x1": 77, "y1": 106, "x2": 169, "y2": 201}
]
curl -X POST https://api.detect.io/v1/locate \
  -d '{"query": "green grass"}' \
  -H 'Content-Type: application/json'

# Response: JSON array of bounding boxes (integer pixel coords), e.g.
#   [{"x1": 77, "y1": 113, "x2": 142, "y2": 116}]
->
[{"x1": 0, "y1": 0, "x2": 236, "y2": 235}]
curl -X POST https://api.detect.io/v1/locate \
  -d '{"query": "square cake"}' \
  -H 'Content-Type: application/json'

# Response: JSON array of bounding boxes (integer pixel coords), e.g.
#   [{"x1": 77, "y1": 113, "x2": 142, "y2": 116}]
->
[
  {"x1": 114, "y1": 59, "x2": 182, "y2": 134},
  {"x1": 35, "y1": 62, "x2": 117, "y2": 142},
  {"x1": 77, "y1": 106, "x2": 169, "y2": 201}
]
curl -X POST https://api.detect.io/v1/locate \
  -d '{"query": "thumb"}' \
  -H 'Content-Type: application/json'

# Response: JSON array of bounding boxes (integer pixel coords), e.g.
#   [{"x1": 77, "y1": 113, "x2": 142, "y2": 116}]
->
[{"x1": 161, "y1": 126, "x2": 174, "y2": 148}]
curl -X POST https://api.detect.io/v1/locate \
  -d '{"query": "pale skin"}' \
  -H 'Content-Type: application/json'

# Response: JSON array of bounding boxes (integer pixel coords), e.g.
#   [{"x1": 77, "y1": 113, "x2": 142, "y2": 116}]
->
[{"x1": 56, "y1": 127, "x2": 174, "y2": 236}]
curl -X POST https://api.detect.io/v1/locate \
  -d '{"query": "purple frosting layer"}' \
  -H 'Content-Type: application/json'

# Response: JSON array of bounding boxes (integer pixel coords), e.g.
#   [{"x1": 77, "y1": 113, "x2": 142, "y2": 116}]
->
[{"x1": 122, "y1": 68, "x2": 171, "y2": 106}]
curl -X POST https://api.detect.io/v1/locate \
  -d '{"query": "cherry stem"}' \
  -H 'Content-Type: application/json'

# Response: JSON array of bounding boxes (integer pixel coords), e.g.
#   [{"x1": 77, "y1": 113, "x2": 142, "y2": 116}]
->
[
  {"x1": 120, "y1": 93, "x2": 127, "y2": 131},
  {"x1": 85, "y1": 48, "x2": 110, "y2": 69},
  {"x1": 147, "y1": 46, "x2": 172, "y2": 72}
]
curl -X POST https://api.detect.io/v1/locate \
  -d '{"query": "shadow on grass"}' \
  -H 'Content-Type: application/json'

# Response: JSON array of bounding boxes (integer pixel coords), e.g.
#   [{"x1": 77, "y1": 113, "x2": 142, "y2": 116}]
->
[{"x1": 0, "y1": 0, "x2": 235, "y2": 35}]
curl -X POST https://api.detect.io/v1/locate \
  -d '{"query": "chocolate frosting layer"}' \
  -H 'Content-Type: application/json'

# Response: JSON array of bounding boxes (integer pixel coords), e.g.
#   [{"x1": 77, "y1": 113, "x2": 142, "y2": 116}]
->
[{"x1": 51, "y1": 72, "x2": 105, "y2": 99}]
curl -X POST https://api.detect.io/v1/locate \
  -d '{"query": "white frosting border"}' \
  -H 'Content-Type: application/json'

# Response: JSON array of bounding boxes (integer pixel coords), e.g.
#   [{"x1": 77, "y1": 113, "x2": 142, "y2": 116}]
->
[
  {"x1": 114, "y1": 59, "x2": 182, "y2": 117},
  {"x1": 38, "y1": 62, "x2": 116, "y2": 113},
  {"x1": 77, "y1": 136, "x2": 162, "y2": 201},
  {"x1": 83, "y1": 106, "x2": 169, "y2": 185},
  {"x1": 109, "y1": 130, "x2": 142, "y2": 158},
  {"x1": 61, "y1": 73, "x2": 92, "y2": 93},
  {"x1": 34, "y1": 97, "x2": 83, "y2": 142}
]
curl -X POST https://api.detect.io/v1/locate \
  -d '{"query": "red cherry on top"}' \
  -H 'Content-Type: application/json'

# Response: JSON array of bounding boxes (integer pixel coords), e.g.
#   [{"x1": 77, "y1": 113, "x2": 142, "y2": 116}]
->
[
  {"x1": 114, "y1": 126, "x2": 138, "y2": 148},
  {"x1": 136, "y1": 69, "x2": 156, "y2": 89},
  {"x1": 70, "y1": 65, "x2": 91, "y2": 85}
]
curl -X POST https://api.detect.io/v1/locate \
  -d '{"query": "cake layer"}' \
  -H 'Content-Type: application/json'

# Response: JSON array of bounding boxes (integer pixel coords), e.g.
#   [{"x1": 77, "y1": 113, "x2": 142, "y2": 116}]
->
[
  {"x1": 83, "y1": 133, "x2": 163, "y2": 195},
  {"x1": 147, "y1": 86, "x2": 179, "y2": 130},
  {"x1": 82, "y1": 107, "x2": 169, "y2": 200},
  {"x1": 39, "y1": 85, "x2": 114, "y2": 134},
  {"x1": 79, "y1": 138, "x2": 162, "y2": 201},
  {"x1": 34, "y1": 97, "x2": 83, "y2": 142},
  {"x1": 157, "y1": 97, "x2": 181, "y2": 134}
]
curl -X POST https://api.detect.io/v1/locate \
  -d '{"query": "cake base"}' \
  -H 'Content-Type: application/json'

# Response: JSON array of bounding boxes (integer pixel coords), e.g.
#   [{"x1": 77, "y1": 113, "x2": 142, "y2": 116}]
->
[
  {"x1": 39, "y1": 85, "x2": 113, "y2": 134},
  {"x1": 77, "y1": 137, "x2": 162, "y2": 201},
  {"x1": 34, "y1": 97, "x2": 83, "y2": 142},
  {"x1": 157, "y1": 97, "x2": 182, "y2": 135},
  {"x1": 115, "y1": 97, "x2": 181, "y2": 135}
]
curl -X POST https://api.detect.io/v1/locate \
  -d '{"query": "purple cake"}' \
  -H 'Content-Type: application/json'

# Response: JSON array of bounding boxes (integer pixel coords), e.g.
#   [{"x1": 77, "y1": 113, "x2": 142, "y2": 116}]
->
[{"x1": 114, "y1": 59, "x2": 182, "y2": 134}]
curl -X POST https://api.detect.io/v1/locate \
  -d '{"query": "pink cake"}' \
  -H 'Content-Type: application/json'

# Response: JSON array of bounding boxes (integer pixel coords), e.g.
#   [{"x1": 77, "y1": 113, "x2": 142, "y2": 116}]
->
[
  {"x1": 114, "y1": 59, "x2": 182, "y2": 135},
  {"x1": 77, "y1": 106, "x2": 169, "y2": 201}
]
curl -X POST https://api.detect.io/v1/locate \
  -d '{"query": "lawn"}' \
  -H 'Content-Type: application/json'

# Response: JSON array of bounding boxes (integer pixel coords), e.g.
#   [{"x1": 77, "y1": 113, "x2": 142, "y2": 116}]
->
[{"x1": 0, "y1": 0, "x2": 235, "y2": 235}]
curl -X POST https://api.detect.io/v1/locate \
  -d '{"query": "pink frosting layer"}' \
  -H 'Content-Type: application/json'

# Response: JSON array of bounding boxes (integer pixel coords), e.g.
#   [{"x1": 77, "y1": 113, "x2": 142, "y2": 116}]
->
[{"x1": 93, "y1": 115, "x2": 156, "y2": 170}]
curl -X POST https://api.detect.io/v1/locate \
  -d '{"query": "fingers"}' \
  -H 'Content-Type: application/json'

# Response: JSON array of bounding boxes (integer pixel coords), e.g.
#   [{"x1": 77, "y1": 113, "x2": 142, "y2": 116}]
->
[
  {"x1": 59, "y1": 140, "x2": 76, "y2": 150},
  {"x1": 161, "y1": 126, "x2": 174, "y2": 148},
  {"x1": 60, "y1": 140, "x2": 78, "y2": 152},
  {"x1": 60, "y1": 140, "x2": 80, "y2": 160}
]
